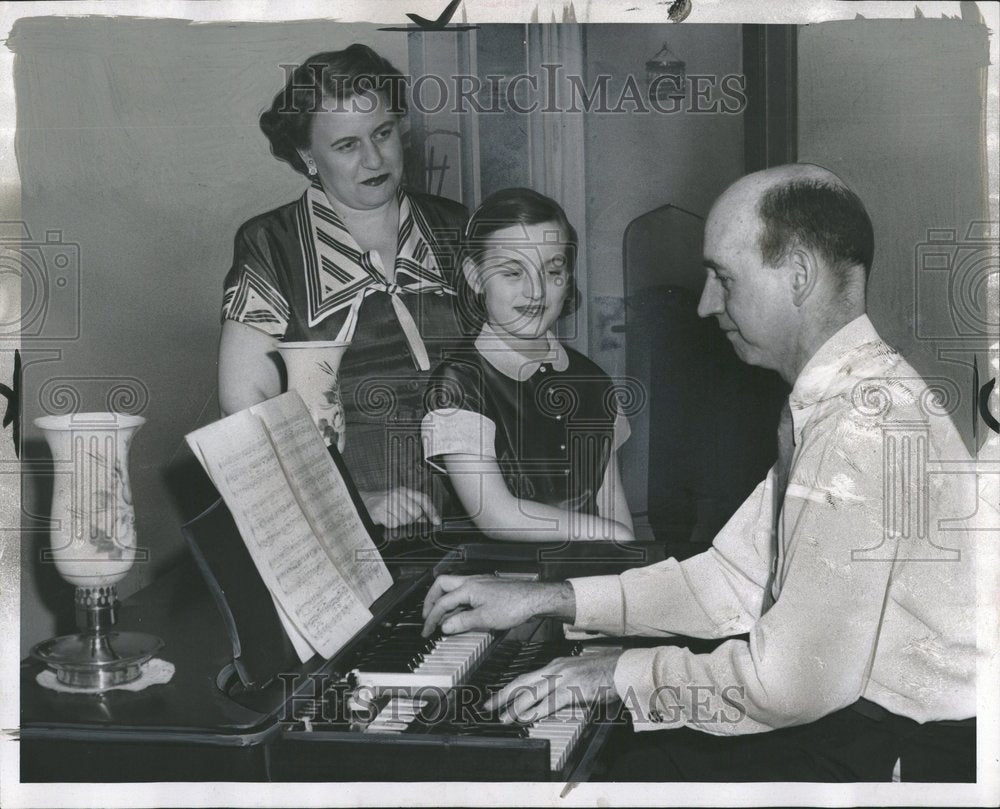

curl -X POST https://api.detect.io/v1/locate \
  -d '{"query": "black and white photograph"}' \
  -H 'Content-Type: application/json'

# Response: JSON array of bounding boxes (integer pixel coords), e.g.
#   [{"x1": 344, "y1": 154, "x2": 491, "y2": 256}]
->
[{"x1": 1, "y1": 1, "x2": 997, "y2": 806}]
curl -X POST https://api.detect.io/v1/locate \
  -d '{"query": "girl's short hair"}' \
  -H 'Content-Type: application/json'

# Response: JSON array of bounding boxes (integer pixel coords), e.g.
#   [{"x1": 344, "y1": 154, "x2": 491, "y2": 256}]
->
[
  {"x1": 456, "y1": 188, "x2": 581, "y2": 333},
  {"x1": 259, "y1": 44, "x2": 407, "y2": 177}
]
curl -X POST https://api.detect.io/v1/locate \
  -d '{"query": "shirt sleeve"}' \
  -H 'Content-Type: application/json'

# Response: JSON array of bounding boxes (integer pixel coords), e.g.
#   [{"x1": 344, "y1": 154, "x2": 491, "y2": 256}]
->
[
  {"x1": 421, "y1": 360, "x2": 497, "y2": 459},
  {"x1": 569, "y1": 472, "x2": 774, "y2": 637},
  {"x1": 221, "y1": 222, "x2": 291, "y2": 337},
  {"x1": 582, "y1": 413, "x2": 895, "y2": 736}
]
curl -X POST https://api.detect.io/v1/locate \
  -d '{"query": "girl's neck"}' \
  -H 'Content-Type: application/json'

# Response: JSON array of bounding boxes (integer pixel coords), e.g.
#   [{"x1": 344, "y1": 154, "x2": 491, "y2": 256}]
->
[{"x1": 486, "y1": 323, "x2": 552, "y2": 358}]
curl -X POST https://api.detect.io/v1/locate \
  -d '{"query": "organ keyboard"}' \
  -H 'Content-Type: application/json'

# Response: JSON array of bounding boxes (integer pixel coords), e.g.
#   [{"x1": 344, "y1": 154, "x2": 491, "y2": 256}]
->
[{"x1": 273, "y1": 574, "x2": 621, "y2": 780}]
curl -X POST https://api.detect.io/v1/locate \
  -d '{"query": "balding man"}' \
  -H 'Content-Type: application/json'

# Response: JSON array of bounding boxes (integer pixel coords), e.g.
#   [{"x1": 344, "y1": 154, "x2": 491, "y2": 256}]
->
[{"x1": 421, "y1": 165, "x2": 981, "y2": 781}]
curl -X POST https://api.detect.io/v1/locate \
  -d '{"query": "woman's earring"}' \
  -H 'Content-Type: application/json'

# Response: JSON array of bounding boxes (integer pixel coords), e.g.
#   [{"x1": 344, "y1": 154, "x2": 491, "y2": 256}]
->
[{"x1": 307, "y1": 162, "x2": 317, "y2": 176}]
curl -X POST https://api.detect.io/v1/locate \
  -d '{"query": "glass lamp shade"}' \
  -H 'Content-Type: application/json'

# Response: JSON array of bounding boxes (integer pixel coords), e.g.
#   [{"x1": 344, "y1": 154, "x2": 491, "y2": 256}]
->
[{"x1": 33, "y1": 412, "x2": 145, "y2": 586}]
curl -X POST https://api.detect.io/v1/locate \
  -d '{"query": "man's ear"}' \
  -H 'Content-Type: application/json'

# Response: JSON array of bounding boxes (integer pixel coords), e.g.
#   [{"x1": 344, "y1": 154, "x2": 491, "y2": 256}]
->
[
  {"x1": 788, "y1": 246, "x2": 818, "y2": 306},
  {"x1": 462, "y1": 256, "x2": 484, "y2": 294}
]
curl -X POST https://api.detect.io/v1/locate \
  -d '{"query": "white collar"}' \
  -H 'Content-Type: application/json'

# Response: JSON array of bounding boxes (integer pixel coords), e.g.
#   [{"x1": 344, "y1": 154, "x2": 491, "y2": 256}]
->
[
  {"x1": 474, "y1": 322, "x2": 569, "y2": 382},
  {"x1": 788, "y1": 314, "x2": 898, "y2": 443}
]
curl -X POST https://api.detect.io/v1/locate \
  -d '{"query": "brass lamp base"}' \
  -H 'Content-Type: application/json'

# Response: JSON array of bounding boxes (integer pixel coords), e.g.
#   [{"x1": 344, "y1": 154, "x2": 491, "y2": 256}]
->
[{"x1": 31, "y1": 585, "x2": 163, "y2": 690}]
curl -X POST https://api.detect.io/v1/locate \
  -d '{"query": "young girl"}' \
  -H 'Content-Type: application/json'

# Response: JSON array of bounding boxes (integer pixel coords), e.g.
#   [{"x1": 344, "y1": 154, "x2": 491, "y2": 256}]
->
[{"x1": 421, "y1": 188, "x2": 634, "y2": 542}]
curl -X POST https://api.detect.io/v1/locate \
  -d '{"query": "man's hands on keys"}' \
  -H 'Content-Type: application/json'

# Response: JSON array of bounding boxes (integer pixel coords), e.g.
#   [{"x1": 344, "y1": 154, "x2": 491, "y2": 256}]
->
[
  {"x1": 421, "y1": 574, "x2": 621, "y2": 724},
  {"x1": 484, "y1": 648, "x2": 622, "y2": 724},
  {"x1": 421, "y1": 574, "x2": 575, "y2": 637}
]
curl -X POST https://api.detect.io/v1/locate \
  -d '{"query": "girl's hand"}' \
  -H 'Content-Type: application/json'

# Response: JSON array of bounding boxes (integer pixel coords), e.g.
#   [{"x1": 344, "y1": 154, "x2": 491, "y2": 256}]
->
[
  {"x1": 360, "y1": 486, "x2": 441, "y2": 529},
  {"x1": 609, "y1": 520, "x2": 636, "y2": 543}
]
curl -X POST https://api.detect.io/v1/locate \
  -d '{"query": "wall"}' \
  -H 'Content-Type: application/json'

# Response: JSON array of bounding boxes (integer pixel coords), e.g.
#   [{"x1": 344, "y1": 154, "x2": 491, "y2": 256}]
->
[
  {"x1": 582, "y1": 24, "x2": 745, "y2": 374},
  {"x1": 581, "y1": 24, "x2": 746, "y2": 516},
  {"x1": 12, "y1": 17, "x2": 407, "y2": 656},
  {"x1": 798, "y1": 19, "x2": 991, "y2": 452}
]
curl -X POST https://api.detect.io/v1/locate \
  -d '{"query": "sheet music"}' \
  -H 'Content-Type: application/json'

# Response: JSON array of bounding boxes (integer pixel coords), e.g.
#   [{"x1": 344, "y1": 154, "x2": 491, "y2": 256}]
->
[
  {"x1": 255, "y1": 392, "x2": 393, "y2": 607},
  {"x1": 186, "y1": 403, "x2": 373, "y2": 661},
  {"x1": 270, "y1": 592, "x2": 315, "y2": 663}
]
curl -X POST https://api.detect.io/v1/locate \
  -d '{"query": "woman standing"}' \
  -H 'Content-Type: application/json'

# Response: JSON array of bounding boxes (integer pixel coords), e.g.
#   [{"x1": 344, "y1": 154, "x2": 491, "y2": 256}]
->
[{"x1": 218, "y1": 44, "x2": 467, "y2": 530}]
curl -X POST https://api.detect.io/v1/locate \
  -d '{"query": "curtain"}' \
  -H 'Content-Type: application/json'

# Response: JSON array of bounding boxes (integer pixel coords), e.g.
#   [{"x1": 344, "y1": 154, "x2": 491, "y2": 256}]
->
[{"x1": 527, "y1": 21, "x2": 589, "y2": 354}]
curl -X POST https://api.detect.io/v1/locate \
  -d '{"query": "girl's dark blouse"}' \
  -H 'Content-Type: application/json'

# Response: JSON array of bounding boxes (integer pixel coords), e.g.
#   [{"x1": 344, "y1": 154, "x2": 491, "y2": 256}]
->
[{"x1": 422, "y1": 333, "x2": 629, "y2": 517}]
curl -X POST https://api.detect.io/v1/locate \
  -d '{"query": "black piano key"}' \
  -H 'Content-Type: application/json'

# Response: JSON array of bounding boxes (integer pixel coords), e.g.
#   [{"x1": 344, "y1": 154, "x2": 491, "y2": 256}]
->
[
  {"x1": 351, "y1": 630, "x2": 440, "y2": 668},
  {"x1": 359, "y1": 638, "x2": 435, "y2": 653},
  {"x1": 452, "y1": 723, "x2": 530, "y2": 739},
  {"x1": 356, "y1": 650, "x2": 425, "y2": 665},
  {"x1": 354, "y1": 654, "x2": 422, "y2": 672}
]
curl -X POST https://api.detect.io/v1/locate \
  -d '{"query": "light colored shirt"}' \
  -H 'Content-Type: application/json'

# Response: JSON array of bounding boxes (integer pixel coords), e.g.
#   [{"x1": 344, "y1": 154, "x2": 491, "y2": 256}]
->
[{"x1": 569, "y1": 315, "x2": 990, "y2": 734}]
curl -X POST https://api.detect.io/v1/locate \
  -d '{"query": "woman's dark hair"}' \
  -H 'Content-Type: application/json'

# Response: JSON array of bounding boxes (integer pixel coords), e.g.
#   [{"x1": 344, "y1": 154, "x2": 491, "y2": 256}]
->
[
  {"x1": 259, "y1": 44, "x2": 407, "y2": 176},
  {"x1": 456, "y1": 188, "x2": 581, "y2": 333}
]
